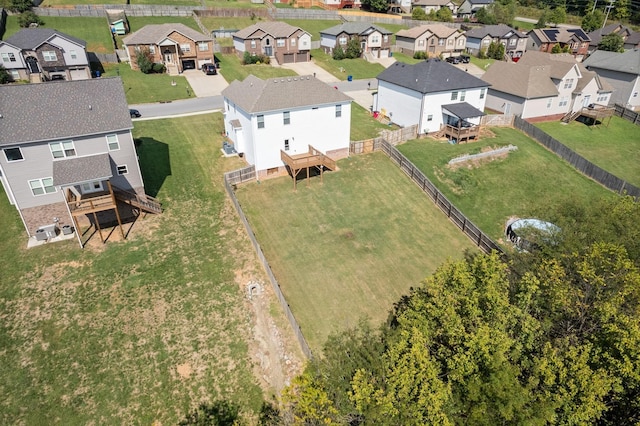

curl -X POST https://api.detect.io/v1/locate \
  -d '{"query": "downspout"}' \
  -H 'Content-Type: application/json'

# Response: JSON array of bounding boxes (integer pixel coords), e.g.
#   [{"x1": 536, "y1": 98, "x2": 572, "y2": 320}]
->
[
  {"x1": 61, "y1": 186, "x2": 83, "y2": 249},
  {"x1": 418, "y1": 93, "x2": 426, "y2": 135}
]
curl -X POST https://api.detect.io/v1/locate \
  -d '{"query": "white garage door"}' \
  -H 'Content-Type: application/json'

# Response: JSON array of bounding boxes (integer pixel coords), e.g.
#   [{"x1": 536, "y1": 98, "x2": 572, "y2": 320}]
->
[
  {"x1": 197, "y1": 59, "x2": 210, "y2": 69},
  {"x1": 379, "y1": 50, "x2": 389, "y2": 58},
  {"x1": 70, "y1": 68, "x2": 89, "y2": 80}
]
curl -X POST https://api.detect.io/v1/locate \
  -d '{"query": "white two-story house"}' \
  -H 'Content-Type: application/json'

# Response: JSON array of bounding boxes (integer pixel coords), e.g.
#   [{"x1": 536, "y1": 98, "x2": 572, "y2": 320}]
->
[
  {"x1": 374, "y1": 59, "x2": 490, "y2": 138},
  {"x1": 222, "y1": 75, "x2": 353, "y2": 177},
  {"x1": 482, "y1": 51, "x2": 614, "y2": 120},
  {"x1": 0, "y1": 28, "x2": 91, "y2": 83}
]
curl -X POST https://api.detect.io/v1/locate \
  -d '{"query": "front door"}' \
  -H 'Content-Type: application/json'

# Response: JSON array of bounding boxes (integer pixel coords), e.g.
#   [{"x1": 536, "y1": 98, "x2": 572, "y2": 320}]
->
[
  {"x1": 582, "y1": 95, "x2": 591, "y2": 108},
  {"x1": 163, "y1": 49, "x2": 173, "y2": 64}
]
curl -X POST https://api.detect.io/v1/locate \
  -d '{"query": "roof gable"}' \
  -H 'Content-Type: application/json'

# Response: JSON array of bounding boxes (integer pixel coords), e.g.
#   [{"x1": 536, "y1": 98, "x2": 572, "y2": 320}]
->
[
  {"x1": 321, "y1": 22, "x2": 392, "y2": 37},
  {"x1": 465, "y1": 24, "x2": 524, "y2": 40},
  {"x1": 234, "y1": 21, "x2": 308, "y2": 40},
  {"x1": 123, "y1": 23, "x2": 209, "y2": 45},
  {"x1": 0, "y1": 78, "x2": 132, "y2": 146},
  {"x1": 5, "y1": 28, "x2": 86, "y2": 50},
  {"x1": 222, "y1": 75, "x2": 352, "y2": 113},
  {"x1": 377, "y1": 59, "x2": 489, "y2": 94}
]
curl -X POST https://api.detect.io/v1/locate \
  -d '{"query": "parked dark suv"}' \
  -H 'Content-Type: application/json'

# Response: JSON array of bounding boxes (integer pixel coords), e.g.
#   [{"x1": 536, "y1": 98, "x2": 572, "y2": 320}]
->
[
  {"x1": 129, "y1": 109, "x2": 141, "y2": 118},
  {"x1": 445, "y1": 56, "x2": 460, "y2": 64},
  {"x1": 202, "y1": 63, "x2": 217, "y2": 75},
  {"x1": 459, "y1": 55, "x2": 471, "y2": 64}
]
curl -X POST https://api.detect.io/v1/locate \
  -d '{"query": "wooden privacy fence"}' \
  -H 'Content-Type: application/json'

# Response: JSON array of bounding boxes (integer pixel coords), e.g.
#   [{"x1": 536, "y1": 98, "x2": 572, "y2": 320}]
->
[
  {"x1": 223, "y1": 166, "x2": 313, "y2": 359},
  {"x1": 379, "y1": 141, "x2": 504, "y2": 255},
  {"x1": 614, "y1": 104, "x2": 640, "y2": 126},
  {"x1": 513, "y1": 116, "x2": 640, "y2": 199}
]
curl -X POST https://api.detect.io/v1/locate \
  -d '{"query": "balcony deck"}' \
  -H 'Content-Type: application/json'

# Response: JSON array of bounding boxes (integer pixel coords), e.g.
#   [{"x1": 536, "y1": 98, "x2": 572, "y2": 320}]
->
[{"x1": 442, "y1": 124, "x2": 480, "y2": 143}]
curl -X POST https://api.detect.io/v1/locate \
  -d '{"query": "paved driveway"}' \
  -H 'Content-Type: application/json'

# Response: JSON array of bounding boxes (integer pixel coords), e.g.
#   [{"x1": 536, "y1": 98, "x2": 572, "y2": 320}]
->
[
  {"x1": 182, "y1": 69, "x2": 229, "y2": 97},
  {"x1": 280, "y1": 61, "x2": 340, "y2": 84}
]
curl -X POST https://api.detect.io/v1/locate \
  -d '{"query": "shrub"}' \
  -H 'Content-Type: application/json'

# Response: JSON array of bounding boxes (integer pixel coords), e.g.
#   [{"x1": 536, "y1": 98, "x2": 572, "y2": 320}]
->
[
  {"x1": 413, "y1": 51, "x2": 428, "y2": 60},
  {"x1": 152, "y1": 63, "x2": 166, "y2": 73},
  {"x1": 242, "y1": 52, "x2": 270, "y2": 65},
  {"x1": 18, "y1": 11, "x2": 43, "y2": 28},
  {"x1": 333, "y1": 45, "x2": 346, "y2": 60},
  {"x1": 135, "y1": 47, "x2": 154, "y2": 74},
  {"x1": 0, "y1": 65, "x2": 12, "y2": 84}
]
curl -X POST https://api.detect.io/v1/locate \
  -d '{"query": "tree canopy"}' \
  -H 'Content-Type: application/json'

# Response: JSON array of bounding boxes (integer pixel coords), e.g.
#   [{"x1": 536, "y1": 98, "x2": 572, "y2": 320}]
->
[
  {"x1": 598, "y1": 33, "x2": 625, "y2": 52},
  {"x1": 282, "y1": 196, "x2": 640, "y2": 425}
]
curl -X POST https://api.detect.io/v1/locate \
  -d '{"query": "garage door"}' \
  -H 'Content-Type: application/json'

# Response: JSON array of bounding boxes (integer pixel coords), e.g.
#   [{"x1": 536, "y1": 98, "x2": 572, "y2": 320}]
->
[
  {"x1": 295, "y1": 52, "x2": 309, "y2": 62},
  {"x1": 282, "y1": 54, "x2": 295, "y2": 64},
  {"x1": 182, "y1": 60, "x2": 196, "y2": 70},
  {"x1": 379, "y1": 50, "x2": 389, "y2": 58},
  {"x1": 70, "y1": 68, "x2": 89, "y2": 80},
  {"x1": 197, "y1": 59, "x2": 210, "y2": 69}
]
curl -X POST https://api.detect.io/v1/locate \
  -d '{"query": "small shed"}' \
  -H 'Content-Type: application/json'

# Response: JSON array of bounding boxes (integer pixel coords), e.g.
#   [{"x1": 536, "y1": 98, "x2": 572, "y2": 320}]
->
[{"x1": 107, "y1": 10, "x2": 129, "y2": 35}]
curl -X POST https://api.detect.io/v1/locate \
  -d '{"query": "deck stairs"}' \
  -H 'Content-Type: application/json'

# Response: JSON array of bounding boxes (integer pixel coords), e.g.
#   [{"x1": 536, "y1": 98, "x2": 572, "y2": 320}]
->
[
  {"x1": 113, "y1": 186, "x2": 163, "y2": 214},
  {"x1": 561, "y1": 110, "x2": 581, "y2": 123}
]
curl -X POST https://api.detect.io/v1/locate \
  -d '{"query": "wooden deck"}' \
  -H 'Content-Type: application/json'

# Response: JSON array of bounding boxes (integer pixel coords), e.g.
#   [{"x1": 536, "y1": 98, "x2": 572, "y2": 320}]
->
[
  {"x1": 281, "y1": 145, "x2": 337, "y2": 189},
  {"x1": 442, "y1": 124, "x2": 480, "y2": 143}
]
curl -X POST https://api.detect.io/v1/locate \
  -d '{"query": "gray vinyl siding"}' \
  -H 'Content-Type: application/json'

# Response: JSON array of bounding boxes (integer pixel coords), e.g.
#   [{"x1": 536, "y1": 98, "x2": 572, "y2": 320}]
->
[{"x1": 0, "y1": 130, "x2": 142, "y2": 210}]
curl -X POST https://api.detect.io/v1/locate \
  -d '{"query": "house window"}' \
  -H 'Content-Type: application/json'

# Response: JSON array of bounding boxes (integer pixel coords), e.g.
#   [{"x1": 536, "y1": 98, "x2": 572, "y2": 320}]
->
[
  {"x1": 4, "y1": 147, "x2": 24, "y2": 161},
  {"x1": 70, "y1": 50, "x2": 77, "y2": 59},
  {"x1": 81, "y1": 181, "x2": 103, "y2": 193},
  {"x1": 29, "y1": 177, "x2": 56, "y2": 196},
  {"x1": 451, "y1": 91, "x2": 458, "y2": 101},
  {"x1": 633, "y1": 91, "x2": 638, "y2": 98},
  {"x1": 419, "y1": 40, "x2": 425, "y2": 46},
  {"x1": 43, "y1": 51, "x2": 57, "y2": 62},
  {"x1": 10, "y1": 70, "x2": 19, "y2": 80},
  {"x1": 430, "y1": 39, "x2": 435, "y2": 45},
  {"x1": 284, "y1": 139, "x2": 289, "y2": 151},
  {"x1": 460, "y1": 90, "x2": 466, "y2": 101},
  {"x1": 482, "y1": 39, "x2": 490, "y2": 45},
  {"x1": 283, "y1": 111, "x2": 290, "y2": 125},
  {"x1": 1, "y1": 52, "x2": 16, "y2": 63},
  {"x1": 597, "y1": 94, "x2": 608, "y2": 102},
  {"x1": 336, "y1": 105, "x2": 342, "y2": 117},
  {"x1": 509, "y1": 39, "x2": 517, "y2": 46},
  {"x1": 198, "y1": 42, "x2": 208, "y2": 51},
  {"x1": 563, "y1": 78, "x2": 574, "y2": 89},
  {"x1": 277, "y1": 39, "x2": 285, "y2": 47},
  {"x1": 448, "y1": 39, "x2": 453, "y2": 45},
  {"x1": 106, "y1": 134, "x2": 119, "y2": 151},
  {"x1": 559, "y1": 96, "x2": 568, "y2": 107},
  {"x1": 117, "y1": 165, "x2": 128, "y2": 175},
  {"x1": 339, "y1": 37, "x2": 348, "y2": 45},
  {"x1": 480, "y1": 88, "x2": 485, "y2": 99},
  {"x1": 251, "y1": 40, "x2": 256, "y2": 48},
  {"x1": 547, "y1": 98, "x2": 553, "y2": 108},
  {"x1": 49, "y1": 140, "x2": 76, "y2": 158},
  {"x1": 383, "y1": 35, "x2": 388, "y2": 42},
  {"x1": 149, "y1": 45, "x2": 156, "y2": 54},
  {"x1": 371, "y1": 36, "x2": 379, "y2": 43},
  {"x1": 427, "y1": 114, "x2": 433, "y2": 121},
  {"x1": 291, "y1": 38, "x2": 296, "y2": 46},
  {"x1": 438, "y1": 39, "x2": 445, "y2": 46},
  {"x1": 257, "y1": 115, "x2": 264, "y2": 129},
  {"x1": 458, "y1": 39, "x2": 464, "y2": 46},
  {"x1": 180, "y1": 44, "x2": 191, "y2": 53}
]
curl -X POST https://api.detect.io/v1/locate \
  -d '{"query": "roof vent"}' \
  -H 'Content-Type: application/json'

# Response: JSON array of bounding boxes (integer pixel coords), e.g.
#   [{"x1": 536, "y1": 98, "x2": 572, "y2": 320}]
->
[{"x1": 89, "y1": 105, "x2": 92, "y2": 110}]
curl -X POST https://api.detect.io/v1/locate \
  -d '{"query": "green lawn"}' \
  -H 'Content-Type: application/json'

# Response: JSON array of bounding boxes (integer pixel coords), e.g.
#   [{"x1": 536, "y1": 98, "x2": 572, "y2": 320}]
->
[
  {"x1": 200, "y1": 16, "x2": 264, "y2": 33},
  {"x1": 0, "y1": 114, "x2": 264, "y2": 424},
  {"x1": 218, "y1": 52, "x2": 298, "y2": 83},
  {"x1": 235, "y1": 152, "x2": 478, "y2": 352},
  {"x1": 397, "y1": 127, "x2": 617, "y2": 242},
  {"x1": 97, "y1": 63, "x2": 194, "y2": 104},
  {"x1": 351, "y1": 103, "x2": 393, "y2": 140},
  {"x1": 536, "y1": 116, "x2": 640, "y2": 187},
  {"x1": 283, "y1": 19, "x2": 342, "y2": 40},
  {"x1": 2, "y1": 16, "x2": 114, "y2": 53},
  {"x1": 310, "y1": 48, "x2": 386, "y2": 81},
  {"x1": 41, "y1": 0, "x2": 200, "y2": 4},
  {"x1": 512, "y1": 19, "x2": 536, "y2": 31},
  {"x1": 203, "y1": 0, "x2": 268, "y2": 8}
]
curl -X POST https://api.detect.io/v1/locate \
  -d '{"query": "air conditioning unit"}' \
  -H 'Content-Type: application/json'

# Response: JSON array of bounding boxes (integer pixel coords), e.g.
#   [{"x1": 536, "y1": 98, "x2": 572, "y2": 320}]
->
[{"x1": 36, "y1": 224, "x2": 59, "y2": 240}]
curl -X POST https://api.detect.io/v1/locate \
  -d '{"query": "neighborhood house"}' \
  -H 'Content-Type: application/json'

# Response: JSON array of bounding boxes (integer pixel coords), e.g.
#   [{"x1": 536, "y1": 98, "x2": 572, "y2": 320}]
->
[
  {"x1": 395, "y1": 24, "x2": 466, "y2": 57},
  {"x1": 320, "y1": 22, "x2": 393, "y2": 59},
  {"x1": 0, "y1": 28, "x2": 91, "y2": 83},
  {"x1": 374, "y1": 59, "x2": 490, "y2": 140},
  {"x1": 233, "y1": 22, "x2": 311, "y2": 64},
  {"x1": 222, "y1": 75, "x2": 352, "y2": 178},
  {"x1": 482, "y1": 51, "x2": 614, "y2": 120},
  {"x1": 123, "y1": 23, "x2": 214, "y2": 74},
  {"x1": 0, "y1": 78, "x2": 160, "y2": 247}
]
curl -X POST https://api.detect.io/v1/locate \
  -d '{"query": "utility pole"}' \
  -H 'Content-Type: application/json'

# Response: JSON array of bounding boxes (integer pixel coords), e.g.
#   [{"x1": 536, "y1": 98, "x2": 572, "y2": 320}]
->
[
  {"x1": 603, "y1": 0, "x2": 615, "y2": 28},
  {"x1": 592, "y1": 0, "x2": 597, "y2": 13}
]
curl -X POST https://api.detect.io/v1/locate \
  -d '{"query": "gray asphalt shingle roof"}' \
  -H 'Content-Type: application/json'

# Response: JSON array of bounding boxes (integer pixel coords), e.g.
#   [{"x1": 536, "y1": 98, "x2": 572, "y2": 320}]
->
[
  {"x1": 122, "y1": 23, "x2": 210, "y2": 45},
  {"x1": 583, "y1": 48, "x2": 640, "y2": 75},
  {"x1": 233, "y1": 22, "x2": 305, "y2": 40},
  {"x1": 482, "y1": 61, "x2": 558, "y2": 99},
  {"x1": 464, "y1": 24, "x2": 526, "y2": 40},
  {"x1": 4, "y1": 28, "x2": 86, "y2": 49},
  {"x1": 222, "y1": 75, "x2": 352, "y2": 113},
  {"x1": 376, "y1": 59, "x2": 489, "y2": 94},
  {"x1": 52, "y1": 153, "x2": 113, "y2": 186},
  {"x1": 442, "y1": 102, "x2": 486, "y2": 119},
  {"x1": 320, "y1": 22, "x2": 392, "y2": 37},
  {"x1": 0, "y1": 77, "x2": 132, "y2": 146}
]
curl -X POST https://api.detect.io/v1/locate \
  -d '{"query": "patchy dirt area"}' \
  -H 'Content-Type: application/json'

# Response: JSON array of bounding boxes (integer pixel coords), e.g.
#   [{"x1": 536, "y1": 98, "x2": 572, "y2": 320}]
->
[
  {"x1": 447, "y1": 144, "x2": 518, "y2": 171},
  {"x1": 219, "y1": 196, "x2": 304, "y2": 394}
]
